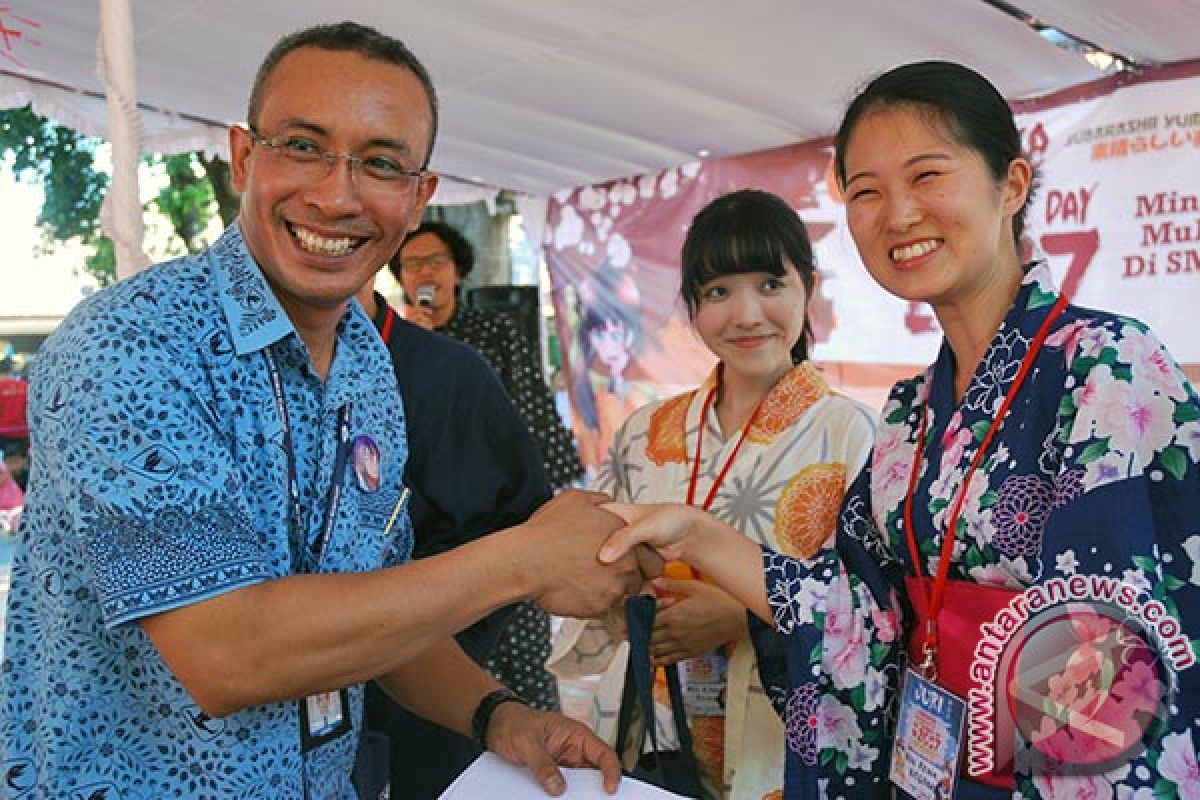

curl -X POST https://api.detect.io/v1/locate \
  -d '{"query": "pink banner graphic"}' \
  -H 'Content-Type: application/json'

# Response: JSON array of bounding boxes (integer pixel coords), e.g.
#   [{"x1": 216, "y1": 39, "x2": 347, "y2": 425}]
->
[{"x1": 545, "y1": 61, "x2": 1200, "y2": 477}]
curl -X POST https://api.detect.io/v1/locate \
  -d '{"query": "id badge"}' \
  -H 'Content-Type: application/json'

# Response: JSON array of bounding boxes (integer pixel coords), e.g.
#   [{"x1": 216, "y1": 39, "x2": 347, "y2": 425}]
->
[
  {"x1": 890, "y1": 668, "x2": 966, "y2": 800},
  {"x1": 679, "y1": 651, "x2": 728, "y2": 717},
  {"x1": 299, "y1": 688, "x2": 352, "y2": 752}
]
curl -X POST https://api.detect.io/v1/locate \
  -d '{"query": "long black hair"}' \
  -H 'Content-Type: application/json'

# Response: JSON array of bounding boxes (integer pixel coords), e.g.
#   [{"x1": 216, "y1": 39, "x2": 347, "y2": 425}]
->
[
  {"x1": 834, "y1": 60, "x2": 1036, "y2": 246},
  {"x1": 680, "y1": 189, "x2": 816, "y2": 365}
]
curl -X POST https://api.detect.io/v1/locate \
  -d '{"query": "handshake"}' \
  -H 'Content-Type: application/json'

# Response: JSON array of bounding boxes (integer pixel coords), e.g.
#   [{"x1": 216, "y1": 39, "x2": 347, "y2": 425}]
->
[{"x1": 509, "y1": 490, "x2": 694, "y2": 620}]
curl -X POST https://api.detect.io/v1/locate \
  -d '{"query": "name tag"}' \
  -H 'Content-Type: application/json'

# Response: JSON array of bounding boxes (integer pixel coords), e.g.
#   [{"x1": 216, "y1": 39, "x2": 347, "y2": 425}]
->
[
  {"x1": 890, "y1": 668, "x2": 966, "y2": 800},
  {"x1": 679, "y1": 651, "x2": 728, "y2": 717},
  {"x1": 300, "y1": 688, "x2": 352, "y2": 752}
]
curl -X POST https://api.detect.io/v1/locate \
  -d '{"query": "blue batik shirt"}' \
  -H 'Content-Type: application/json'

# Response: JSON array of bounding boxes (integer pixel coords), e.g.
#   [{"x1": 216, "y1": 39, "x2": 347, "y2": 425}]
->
[{"x1": 0, "y1": 224, "x2": 413, "y2": 799}]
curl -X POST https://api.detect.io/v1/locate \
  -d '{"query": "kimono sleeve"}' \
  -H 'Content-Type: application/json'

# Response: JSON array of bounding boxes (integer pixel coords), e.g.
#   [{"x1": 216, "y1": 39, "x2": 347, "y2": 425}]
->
[
  {"x1": 1032, "y1": 318, "x2": 1200, "y2": 796},
  {"x1": 29, "y1": 315, "x2": 270, "y2": 628},
  {"x1": 750, "y1": 463, "x2": 904, "y2": 797}
]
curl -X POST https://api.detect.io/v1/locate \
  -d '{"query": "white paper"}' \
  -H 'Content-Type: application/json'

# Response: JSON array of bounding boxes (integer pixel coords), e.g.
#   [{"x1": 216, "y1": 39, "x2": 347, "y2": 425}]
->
[{"x1": 437, "y1": 752, "x2": 690, "y2": 800}]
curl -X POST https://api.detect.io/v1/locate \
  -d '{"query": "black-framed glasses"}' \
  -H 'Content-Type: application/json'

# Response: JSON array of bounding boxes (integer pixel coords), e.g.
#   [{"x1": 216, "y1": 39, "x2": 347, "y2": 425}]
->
[
  {"x1": 399, "y1": 252, "x2": 455, "y2": 273},
  {"x1": 245, "y1": 126, "x2": 427, "y2": 195}
]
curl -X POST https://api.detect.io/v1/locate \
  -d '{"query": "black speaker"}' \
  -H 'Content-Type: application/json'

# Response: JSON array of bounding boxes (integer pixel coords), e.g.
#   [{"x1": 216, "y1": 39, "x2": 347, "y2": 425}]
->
[{"x1": 465, "y1": 285, "x2": 541, "y2": 353}]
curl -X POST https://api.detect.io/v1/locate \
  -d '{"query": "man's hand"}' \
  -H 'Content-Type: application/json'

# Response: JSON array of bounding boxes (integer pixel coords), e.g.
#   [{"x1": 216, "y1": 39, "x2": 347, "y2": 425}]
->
[
  {"x1": 403, "y1": 303, "x2": 436, "y2": 329},
  {"x1": 522, "y1": 491, "x2": 662, "y2": 618},
  {"x1": 650, "y1": 578, "x2": 748, "y2": 665},
  {"x1": 487, "y1": 703, "x2": 621, "y2": 796},
  {"x1": 602, "y1": 598, "x2": 628, "y2": 642}
]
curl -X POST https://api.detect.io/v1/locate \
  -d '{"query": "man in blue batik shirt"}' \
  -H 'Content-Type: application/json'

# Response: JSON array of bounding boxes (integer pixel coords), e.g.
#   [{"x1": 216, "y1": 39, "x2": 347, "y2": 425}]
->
[{"x1": 0, "y1": 22, "x2": 655, "y2": 799}]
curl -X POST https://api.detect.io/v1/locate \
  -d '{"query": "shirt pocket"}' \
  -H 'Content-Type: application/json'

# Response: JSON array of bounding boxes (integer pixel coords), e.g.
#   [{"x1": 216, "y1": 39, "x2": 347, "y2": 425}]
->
[{"x1": 350, "y1": 484, "x2": 413, "y2": 570}]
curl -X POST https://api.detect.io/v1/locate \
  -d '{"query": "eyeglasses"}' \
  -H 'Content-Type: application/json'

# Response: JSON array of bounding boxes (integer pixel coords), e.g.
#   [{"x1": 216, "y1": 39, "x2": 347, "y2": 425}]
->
[
  {"x1": 245, "y1": 126, "x2": 427, "y2": 195},
  {"x1": 399, "y1": 252, "x2": 455, "y2": 273}
]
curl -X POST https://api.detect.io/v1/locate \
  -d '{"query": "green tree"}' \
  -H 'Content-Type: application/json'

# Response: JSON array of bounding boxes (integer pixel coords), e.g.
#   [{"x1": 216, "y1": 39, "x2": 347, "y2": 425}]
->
[
  {"x1": 0, "y1": 106, "x2": 111, "y2": 282},
  {"x1": 1, "y1": 105, "x2": 238, "y2": 286}
]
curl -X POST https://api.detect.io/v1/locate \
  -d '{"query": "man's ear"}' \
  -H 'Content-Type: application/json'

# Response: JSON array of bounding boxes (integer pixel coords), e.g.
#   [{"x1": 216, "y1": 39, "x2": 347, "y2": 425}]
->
[
  {"x1": 229, "y1": 126, "x2": 254, "y2": 193},
  {"x1": 407, "y1": 172, "x2": 439, "y2": 232}
]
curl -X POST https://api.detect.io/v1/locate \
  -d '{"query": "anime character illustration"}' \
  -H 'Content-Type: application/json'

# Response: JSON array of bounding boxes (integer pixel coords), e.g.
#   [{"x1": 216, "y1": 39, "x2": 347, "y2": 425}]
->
[{"x1": 570, "y1": 262, "x2": 652, "y2": 479}]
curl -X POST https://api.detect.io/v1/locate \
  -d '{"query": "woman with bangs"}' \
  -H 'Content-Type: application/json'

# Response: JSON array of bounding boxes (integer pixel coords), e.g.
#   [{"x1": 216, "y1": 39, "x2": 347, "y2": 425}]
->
[{"x1": 551, "y1": 189, "x2": 876, "y2": 799}]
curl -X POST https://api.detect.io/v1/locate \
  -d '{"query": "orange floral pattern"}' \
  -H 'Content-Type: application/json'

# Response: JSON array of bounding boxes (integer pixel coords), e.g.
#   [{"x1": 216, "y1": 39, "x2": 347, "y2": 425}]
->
[
  {"x1": 748, "y1": 361, "x2": 828, "y2": 445},
  {"x1": 565, "y1": 362, "x2": 876, "y2": 800},
  {"x1": 644, "y1": 390, "x2": 695, "y2": 466},
  {"x1": 774, "y1": 462, "x2": 847, "y2": 557},
  {"x1": 690, "y1": 715, "x2": 726, "y2": 794}
]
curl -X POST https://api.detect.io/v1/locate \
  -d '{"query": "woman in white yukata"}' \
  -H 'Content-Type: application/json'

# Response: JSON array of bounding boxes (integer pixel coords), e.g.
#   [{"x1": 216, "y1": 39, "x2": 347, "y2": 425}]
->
[
  {"x1": 550, "y1": 189, "x2": 876, "y2": 800},
  {"x1": 599, "y1": 61, "x2": 1200, "y2": 800}
]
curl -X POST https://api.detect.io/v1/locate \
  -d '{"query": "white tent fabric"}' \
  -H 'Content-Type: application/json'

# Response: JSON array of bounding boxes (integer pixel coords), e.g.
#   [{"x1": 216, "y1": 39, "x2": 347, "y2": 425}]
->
[
  {"x1": 97, "y1": 0, "x2": 150, "y2": 278},
  {"x1": 7, "y1": 0, "x2": 1200, "y2": 197},
  {"x1": 4, "y1": 2, "x2": 1200, "y2": 274}
]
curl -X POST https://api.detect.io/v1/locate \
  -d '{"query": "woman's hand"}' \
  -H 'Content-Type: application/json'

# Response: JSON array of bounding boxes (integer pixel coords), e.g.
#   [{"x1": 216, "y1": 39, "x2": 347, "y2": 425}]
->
[
  {"x1": 598, "y1": 502, "x2": 706, "y2": 564},
  {"x1": 600, "y1": 501, "x2": 773, "y2": 624},
  {"x1": 650, "y1": 578, "x2": 748, "y2": 665}
]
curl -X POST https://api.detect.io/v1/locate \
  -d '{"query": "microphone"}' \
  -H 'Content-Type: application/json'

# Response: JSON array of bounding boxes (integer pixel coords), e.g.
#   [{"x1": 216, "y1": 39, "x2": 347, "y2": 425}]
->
[{"x1": 415, "y1": 285, "x2": 436, "y2": 309}]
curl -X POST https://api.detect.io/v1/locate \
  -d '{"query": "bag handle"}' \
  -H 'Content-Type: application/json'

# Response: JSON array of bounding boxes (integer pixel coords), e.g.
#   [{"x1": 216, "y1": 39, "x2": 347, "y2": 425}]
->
[{"x1": 614, "y1": 595, "x2": 699, "y2": 769}]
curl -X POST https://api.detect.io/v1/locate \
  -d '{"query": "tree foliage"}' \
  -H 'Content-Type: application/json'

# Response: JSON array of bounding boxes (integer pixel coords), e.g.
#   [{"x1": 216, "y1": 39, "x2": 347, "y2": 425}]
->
[
  {"x1": 0, "y1": 106, "x2": 111, "y2": 281},
  {"x1": 0, "y1": 105, "x2": 238, "y2": 286}
]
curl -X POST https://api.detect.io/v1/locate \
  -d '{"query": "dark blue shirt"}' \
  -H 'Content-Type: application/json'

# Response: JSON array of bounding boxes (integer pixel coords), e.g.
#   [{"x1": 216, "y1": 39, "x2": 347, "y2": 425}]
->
[{"x1": 361, "y1": 296, "x2": 550, "y2": 799}]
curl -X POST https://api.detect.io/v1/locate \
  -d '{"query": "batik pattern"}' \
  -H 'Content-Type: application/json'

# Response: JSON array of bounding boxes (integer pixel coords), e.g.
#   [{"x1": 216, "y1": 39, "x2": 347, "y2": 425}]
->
[{"x1": 0, "y1": 224, "x2": 411, "y2": 798}]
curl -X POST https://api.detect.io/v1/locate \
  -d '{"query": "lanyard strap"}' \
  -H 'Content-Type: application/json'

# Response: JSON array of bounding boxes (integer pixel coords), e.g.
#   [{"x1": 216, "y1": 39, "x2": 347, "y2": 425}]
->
[
  {"x1": 379, "y1": 305, "x2": 396, "y2": 345},
  {"x1": 685, "y1": 374, "x2": 767, "y2": 512},
  {"x1": 903, "y1": 293, "x2": 1068, "y2": 674},
  {"x1": 263, "y1": 350, "x2": 353, "y2": 573}
]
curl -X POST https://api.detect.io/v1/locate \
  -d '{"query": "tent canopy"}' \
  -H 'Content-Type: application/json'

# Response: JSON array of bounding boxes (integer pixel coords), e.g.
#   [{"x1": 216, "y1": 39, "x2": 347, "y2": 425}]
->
[{"x1": 7, "y1": 1, "x2": 1200, "y2": 196}]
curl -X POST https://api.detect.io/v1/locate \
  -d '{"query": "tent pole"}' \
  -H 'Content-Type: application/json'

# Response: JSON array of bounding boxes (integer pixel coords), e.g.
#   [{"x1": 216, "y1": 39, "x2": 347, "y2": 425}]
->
[{"x1": 97, "y1": 0, "x2": 149, "y2": 279}]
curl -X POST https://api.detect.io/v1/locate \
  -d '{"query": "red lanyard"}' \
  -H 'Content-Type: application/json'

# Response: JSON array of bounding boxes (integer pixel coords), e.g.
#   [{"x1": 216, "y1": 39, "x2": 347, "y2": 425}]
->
[
  {"x1": 379, "y1": 305, "x2": 397, "y2": 344},
  {"x1": 680, "y1": 370, "x2": 769, "y2": 591},
  {"x1": 686, "y1": 373, "x2": 768, "y2": 511},
  {"x1": 903, "y1": 294, "x2": 1068, "y2": 674}
]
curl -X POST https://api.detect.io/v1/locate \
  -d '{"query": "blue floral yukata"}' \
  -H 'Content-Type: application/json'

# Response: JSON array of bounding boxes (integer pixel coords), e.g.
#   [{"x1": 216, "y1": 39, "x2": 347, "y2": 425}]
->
[
  {"x1": 753, "y1": 264, "x2": 1200, "y2": 799},
  {"x1": 0, "y1": 224, "x2": 413, "y2": 799}
]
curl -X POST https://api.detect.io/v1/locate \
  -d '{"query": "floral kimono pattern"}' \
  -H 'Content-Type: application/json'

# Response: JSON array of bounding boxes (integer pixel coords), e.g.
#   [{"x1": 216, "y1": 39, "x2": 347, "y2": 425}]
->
[
  {"x1": 755, "y1": 264, "x2": 1200, "y2": 799},
  {"x1": 551, "y1": 362, "x2": 875, "y2": 800}
]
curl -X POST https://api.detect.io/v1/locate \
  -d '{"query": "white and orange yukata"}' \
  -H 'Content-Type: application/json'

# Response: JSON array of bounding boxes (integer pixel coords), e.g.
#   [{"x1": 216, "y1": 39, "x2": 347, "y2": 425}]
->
[{"x1": 550, "y1": 361, "x2": 876, "y2": 800}]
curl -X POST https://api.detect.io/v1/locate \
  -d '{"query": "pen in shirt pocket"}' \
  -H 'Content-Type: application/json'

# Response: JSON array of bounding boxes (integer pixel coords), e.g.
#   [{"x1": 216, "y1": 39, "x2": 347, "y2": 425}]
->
[{"x1": 381, "y1": 486, "x2": 411, "y2": 539}]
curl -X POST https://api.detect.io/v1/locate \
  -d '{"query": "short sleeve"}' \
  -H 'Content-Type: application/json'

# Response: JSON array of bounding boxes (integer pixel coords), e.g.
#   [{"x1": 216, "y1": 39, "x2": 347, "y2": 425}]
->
[{"x1": 30, "y1": 312, "x2": 270, "y2": 627}]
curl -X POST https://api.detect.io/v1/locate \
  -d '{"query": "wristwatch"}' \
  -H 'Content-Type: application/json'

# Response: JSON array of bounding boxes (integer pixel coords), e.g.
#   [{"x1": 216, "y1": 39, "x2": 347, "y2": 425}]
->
[{"x1": 471, "y1": 687, "x2": 527, "y2": 750}]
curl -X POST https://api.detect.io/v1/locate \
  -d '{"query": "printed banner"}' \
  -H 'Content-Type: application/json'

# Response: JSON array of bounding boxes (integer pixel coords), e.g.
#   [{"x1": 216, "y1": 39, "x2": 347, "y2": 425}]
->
[{"x1": 544, "y1": 62, "x2": 1200, "y2": 477}]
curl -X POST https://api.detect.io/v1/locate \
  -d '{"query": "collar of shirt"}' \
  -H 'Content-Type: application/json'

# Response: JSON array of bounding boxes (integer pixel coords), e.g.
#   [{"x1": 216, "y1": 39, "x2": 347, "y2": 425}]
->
[
  {"x1": 205, "y1": 223, "x2": 396, "y2": 409},
  {"x1": 209, "y1": 222, "x2": 295, "y2": 357}
]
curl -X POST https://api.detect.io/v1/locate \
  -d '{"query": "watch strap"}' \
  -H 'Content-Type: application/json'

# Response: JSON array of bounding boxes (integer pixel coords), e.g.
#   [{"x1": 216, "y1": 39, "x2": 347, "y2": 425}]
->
[{"x1": 471, "y1": 687, "x2": 527, "y2": 750}]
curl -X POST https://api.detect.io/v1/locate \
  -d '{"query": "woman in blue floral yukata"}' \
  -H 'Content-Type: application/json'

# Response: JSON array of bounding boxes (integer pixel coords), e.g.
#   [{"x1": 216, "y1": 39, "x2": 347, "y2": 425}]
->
[{"x1": 600, "y1": 61, "x2": 1200, "y2": 800}]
